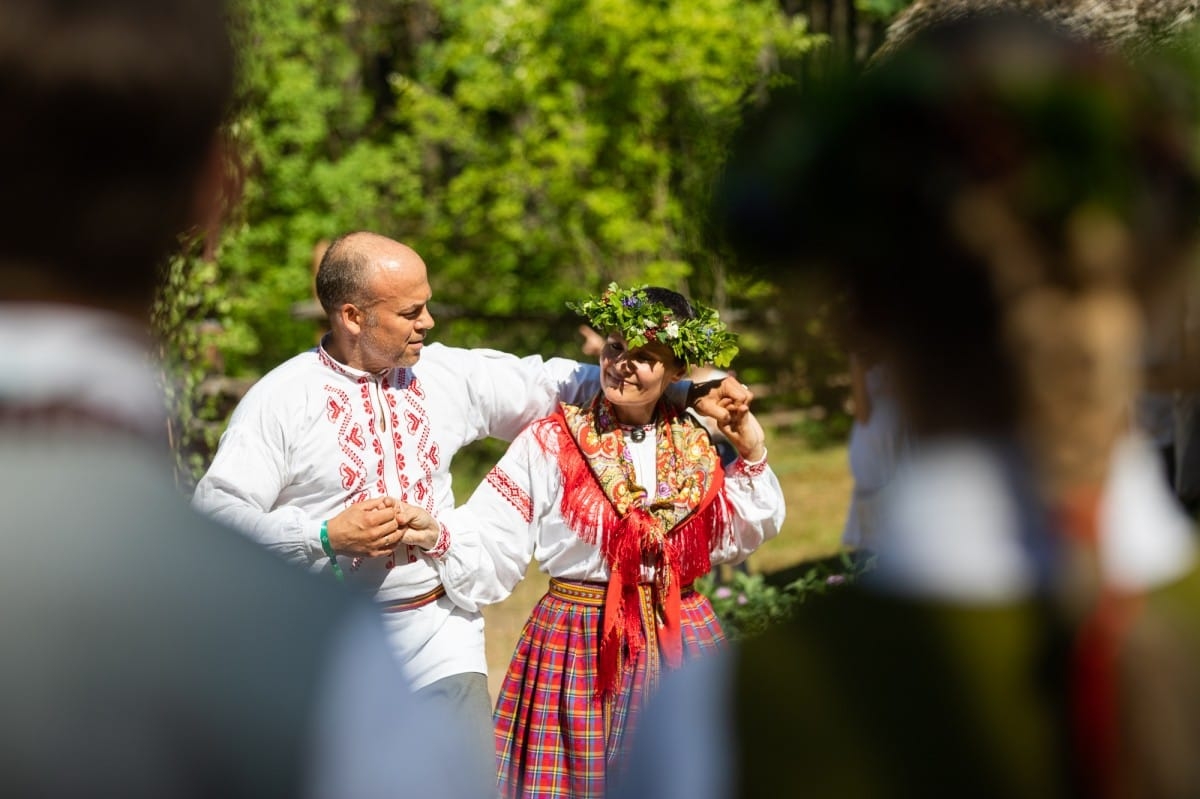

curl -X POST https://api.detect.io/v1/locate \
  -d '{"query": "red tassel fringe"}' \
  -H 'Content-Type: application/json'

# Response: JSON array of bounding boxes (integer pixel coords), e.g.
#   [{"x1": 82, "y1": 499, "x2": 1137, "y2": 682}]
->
[{"x1": 534, "y1": 413, "x2": 735, "y2": 696}]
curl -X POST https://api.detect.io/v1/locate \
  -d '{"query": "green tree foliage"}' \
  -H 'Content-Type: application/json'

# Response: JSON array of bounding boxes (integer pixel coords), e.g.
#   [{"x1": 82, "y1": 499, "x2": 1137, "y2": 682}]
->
[
  {"x1": 220, "y1": 0, "x2": 410, "y2": 371},
  {"x1": 157, "y1": 0, "x2": 826, "y2": 482},
  {"x1": 241, "y1": 0, "x2": 820, "y2": 355},
  {"x1": 398, "y1": 0, "x2": 820, "y2": 348}
]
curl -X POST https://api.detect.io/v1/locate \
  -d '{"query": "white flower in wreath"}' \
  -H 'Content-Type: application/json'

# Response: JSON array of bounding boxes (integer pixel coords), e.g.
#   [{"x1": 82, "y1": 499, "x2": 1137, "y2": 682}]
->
[{"x1": 662, "y1": 321, "x2": 680, "y2": 339}]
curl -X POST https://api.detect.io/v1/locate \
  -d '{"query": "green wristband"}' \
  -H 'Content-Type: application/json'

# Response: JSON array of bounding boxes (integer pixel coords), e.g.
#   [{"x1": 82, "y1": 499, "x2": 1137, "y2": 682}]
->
[{"x1": 320, "y1": 520, "x2": 345, "y2": 582}]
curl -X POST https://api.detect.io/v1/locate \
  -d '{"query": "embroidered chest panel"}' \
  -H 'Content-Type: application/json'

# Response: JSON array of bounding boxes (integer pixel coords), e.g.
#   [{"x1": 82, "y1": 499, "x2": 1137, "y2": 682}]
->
[{"x1": 319, "y1": 368, "x2": 441, "y2": 513}]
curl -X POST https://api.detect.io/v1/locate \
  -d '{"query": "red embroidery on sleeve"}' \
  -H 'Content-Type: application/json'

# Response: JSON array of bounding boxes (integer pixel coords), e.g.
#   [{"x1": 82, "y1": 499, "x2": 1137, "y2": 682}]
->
[
  {"x1": 486, "y1": 468, "x2": 533, "y2": 523},
  {"x1": 425, "y1": 523, "x2": 451, "y2": 558},
  {"x1": 731, "y1": 457, "x2": 768, "y2": 478}
]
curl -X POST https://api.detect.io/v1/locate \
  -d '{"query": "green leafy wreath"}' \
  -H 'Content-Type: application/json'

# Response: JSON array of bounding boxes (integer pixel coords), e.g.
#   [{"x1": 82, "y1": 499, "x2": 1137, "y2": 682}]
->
[{"x1": 568, "y1": 282, "x2": 739, "y2": 368}]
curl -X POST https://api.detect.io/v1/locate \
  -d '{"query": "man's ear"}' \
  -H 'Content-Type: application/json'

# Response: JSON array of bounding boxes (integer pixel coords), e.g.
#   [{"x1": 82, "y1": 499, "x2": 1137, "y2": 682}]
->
[{"x1": 339, "y1": 303, "x2": 366, "y2": 335}]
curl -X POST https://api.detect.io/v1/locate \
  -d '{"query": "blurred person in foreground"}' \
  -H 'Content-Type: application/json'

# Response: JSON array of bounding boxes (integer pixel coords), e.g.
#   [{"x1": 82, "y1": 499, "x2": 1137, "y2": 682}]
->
[
  {"x1": 0, "y1": 1, "x2": 475, "y2": 796},
  {"x1": 616, "y1": 13, "x2": 1200, "y2": 798}
]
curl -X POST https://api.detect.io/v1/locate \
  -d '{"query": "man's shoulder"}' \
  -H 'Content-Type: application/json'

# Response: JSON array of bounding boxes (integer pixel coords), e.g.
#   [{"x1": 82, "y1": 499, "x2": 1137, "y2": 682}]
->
[
  {"x1": 410, "y1": 343, "x2": 531, "y2": 386},
  {"x1": 234, "y1": 349, "x2": 326, "y2": 406},
  {"x1": 413, "y1": 344, "x2": 586, "y2": 382},
  {"x1": 255, "y1": 349, "x2": 322, "y2": 383},
  {"x1": 415, "y1": 342, "x2": 520, "y2": 368}
]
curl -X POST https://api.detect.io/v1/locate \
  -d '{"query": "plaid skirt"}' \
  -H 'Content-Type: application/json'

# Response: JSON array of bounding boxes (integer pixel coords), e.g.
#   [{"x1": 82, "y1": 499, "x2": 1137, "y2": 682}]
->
[{"x1": 493, "y1": 580, "x2": 725, "y2": 799}]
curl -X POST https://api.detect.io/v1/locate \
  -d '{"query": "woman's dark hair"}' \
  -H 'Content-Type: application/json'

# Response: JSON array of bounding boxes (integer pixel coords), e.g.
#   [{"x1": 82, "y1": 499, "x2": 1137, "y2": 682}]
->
[{"x1": 643, "y1": 287, "x2": 697, "y2": 321}]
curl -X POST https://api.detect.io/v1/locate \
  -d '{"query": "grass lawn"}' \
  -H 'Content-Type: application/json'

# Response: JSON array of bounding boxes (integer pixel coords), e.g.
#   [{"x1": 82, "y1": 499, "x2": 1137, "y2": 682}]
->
[{"x1": 453, "y1": 429, "x2": 852, "y2": 700}]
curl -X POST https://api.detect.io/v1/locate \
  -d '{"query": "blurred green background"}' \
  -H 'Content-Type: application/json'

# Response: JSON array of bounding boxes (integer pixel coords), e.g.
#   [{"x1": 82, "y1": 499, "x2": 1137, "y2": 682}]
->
[{"x1": 154, "y1": 0, "x2": 913, "y2": 486}]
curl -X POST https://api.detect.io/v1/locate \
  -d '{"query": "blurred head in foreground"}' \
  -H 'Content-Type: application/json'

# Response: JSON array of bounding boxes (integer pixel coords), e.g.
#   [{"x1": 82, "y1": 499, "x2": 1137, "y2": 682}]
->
[
  {"x1": 0, "y1": 0, "x2": 233, "y2": 315},
  {"x1": 0, "y1": 3, "x2": 478, "y2": 797},
  {"x1": 608, "y1": 20, "x2": 1200, "y2": 799},
  {"x1": 718, "y1": 12, "x2": 1200, "y2": 500}
]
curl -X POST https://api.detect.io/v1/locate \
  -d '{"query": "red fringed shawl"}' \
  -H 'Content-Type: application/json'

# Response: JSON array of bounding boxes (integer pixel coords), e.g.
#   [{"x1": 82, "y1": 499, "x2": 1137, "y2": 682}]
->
[{"x1": 533, "y1": 397, "x2": 734, "y2": 697}]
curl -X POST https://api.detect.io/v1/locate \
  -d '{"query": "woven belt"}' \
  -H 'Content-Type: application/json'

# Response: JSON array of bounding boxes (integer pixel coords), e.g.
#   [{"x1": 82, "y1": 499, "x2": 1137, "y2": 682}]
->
[
  {"x1": 548, "y1": 578, "x2": 697, "y2": 739},
  {"x1": 548, "y1": 578, "x2": 695, "y2": 605},
  {"x1": 548, "y1": 578, "x2": 607, "y2": 606},
  {"x1": 379, "y1": 584, "x2": 446, "y2": 613}
]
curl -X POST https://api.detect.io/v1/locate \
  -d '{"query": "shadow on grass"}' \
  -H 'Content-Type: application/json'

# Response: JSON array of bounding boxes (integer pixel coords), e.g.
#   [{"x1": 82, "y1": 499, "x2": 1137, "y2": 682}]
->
[
  {"x1": 760, "y1": 548, "x2": 874, "y2": 590},
  {"x1": 700, "y1": 550, "x2": 876, "y2": 640}
]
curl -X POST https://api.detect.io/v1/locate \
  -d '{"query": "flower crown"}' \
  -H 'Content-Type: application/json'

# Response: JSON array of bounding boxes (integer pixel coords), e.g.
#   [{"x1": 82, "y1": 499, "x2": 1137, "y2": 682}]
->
[{"x1": 568, "y1": 282, "x2": 739, "y2": 367}]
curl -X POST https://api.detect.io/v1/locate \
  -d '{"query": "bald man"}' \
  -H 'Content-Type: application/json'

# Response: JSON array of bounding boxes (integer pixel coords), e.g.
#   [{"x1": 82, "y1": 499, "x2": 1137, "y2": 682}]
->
[{"x1": 192, "y1": 230, "x2": 749, "y2": 780}]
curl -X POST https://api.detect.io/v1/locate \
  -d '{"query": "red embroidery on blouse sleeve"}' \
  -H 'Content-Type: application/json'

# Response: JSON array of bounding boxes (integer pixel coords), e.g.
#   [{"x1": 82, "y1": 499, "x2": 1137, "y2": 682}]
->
[
  {"x1": 425, "y1": 522, "x2": 451, "y2": 559},
  {"x1": 486, "y1": 467, "x2": 534, "y2": 523},
  {"x1": 730, "y1": 455, "x2": 768, "y2": 479}
]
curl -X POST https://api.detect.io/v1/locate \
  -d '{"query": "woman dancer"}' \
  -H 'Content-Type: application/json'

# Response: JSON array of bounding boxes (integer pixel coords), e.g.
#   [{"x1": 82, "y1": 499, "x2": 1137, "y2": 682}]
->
[{"x1": 434, "y1": 284, "x2": 785, "y2": 798}]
